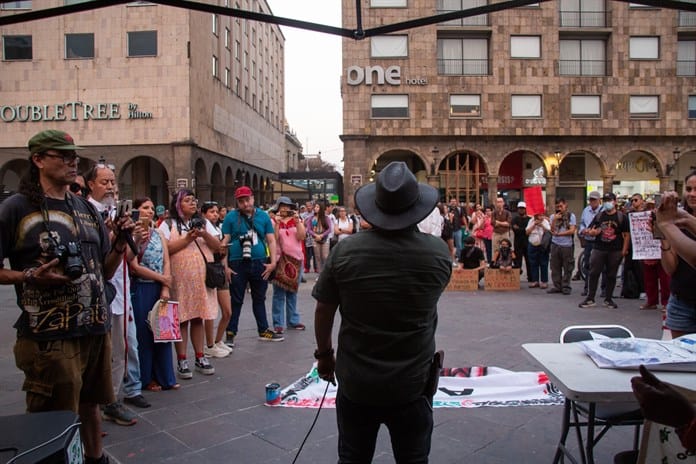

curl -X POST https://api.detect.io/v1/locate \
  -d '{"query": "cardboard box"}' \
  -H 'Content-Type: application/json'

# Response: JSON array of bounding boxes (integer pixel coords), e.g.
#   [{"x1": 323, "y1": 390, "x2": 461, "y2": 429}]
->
[
  {"x1": 445, "y1": 268, "x2": 480, "y2": 292},
  {"x1": 484, "y1": 268, "x2": 520, "y2": 291}
]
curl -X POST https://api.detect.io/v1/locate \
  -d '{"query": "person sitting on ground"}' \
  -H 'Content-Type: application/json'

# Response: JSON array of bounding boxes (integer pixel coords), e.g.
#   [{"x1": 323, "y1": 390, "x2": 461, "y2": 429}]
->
[
  {"x1": 458, "y1": 235, "x2": 487, "y2": 281},
  {"x1": 490, "y1": 238, "x2": 516, "y2": 271}
]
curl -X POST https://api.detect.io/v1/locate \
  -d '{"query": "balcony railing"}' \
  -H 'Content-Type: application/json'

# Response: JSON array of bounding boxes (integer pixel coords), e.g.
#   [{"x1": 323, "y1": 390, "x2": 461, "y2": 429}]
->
[
  {"x1": 679, "y1": 11, "x2": 696, "y2": 27},
  {"x1": 436, "y1": 9, "x2": 489, "y2": 26},
  {"x1": 437, "y1": 59, "x2": 490, "y2": 75},
  {"x1": 559, "y1": 10, "x2": 609, "y2": 27},
  {"x1": 677, "y1": 60, "x2": 696, "y2": 76},
  {"x1": 558, "y1": 59, "x2": 608, "y2": 76}
]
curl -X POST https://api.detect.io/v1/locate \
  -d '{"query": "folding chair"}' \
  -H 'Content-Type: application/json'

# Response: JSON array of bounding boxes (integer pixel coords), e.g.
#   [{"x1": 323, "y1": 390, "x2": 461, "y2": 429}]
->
[{"x1": 554, "y1": 325, "x2": 644, "y2": 464}]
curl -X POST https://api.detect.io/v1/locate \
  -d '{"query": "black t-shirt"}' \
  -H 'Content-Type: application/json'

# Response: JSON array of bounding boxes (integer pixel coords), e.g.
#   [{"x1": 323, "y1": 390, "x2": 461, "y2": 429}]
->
[
  {"x1": 0, "y1": 193, "x2": 112, "y2": 340},
  {"x1": 459, "y1": 245, "x2": 485, "y2": 269},
  {"x1": 589, "y1": 210, "x2": 629, "y2": 251},
  {"x1": 511, "y1": 213, "x2": 530, "y2": 241},
  {"x1": 670, "y1": 229, "x2": 696, "y2": 303}
]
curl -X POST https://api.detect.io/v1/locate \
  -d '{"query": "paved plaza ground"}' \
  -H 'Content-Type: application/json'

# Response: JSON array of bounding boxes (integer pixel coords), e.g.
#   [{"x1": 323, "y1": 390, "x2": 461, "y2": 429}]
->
[{"x1": 0, "y1": 271, "x2": 664, "y2": 463}]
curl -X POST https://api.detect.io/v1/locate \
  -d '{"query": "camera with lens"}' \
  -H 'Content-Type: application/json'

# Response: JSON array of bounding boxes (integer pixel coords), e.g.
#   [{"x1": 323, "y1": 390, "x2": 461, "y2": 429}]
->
[
  {"x1": 189, "y1": 215, "x2": 206, "y2": 230},
  {"x1": 239, "y1": 233, "x2": 253, "y2": 260},
  {"x1": 52, "y1": 241, "x2": 84, "y2": 279}
]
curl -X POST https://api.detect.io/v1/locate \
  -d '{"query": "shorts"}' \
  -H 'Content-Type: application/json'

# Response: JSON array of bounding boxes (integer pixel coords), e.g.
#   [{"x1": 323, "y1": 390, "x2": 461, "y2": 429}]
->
[
  {"x1": 665, "y1": 294, "x2": 696, "y2": 334},
  {"x1": 14, "y1": 333, "x2": 115, "y2": 413}
]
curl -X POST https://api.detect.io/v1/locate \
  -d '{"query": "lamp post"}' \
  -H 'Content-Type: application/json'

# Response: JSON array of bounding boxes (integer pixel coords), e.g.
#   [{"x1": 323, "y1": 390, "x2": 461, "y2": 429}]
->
[
  {"x1": 666, "y1": 148, "x2": 681, "y2": 177},
  {"x1": 552, "y1": 149, "x2": 562, "y2": 177}
]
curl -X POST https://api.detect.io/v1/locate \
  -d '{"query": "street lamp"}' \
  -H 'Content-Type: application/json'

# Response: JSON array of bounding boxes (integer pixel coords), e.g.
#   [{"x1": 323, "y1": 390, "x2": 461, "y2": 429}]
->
[
  {"x1": 666, "y1": 148, "x2": 681, "y2": 177},
  {"x1": 369, "y1": 160, "x2": 377, "y2": 182},
  {"x1": 551, "y1": 149, "x2": 561, "y2": 176}
]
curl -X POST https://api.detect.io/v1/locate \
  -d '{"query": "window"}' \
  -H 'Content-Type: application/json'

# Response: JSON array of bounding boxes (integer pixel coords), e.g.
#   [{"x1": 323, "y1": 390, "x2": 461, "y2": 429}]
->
[
  {"x1": 371, "y1": 35, "x2": 408, "y2": 58},
  {"x1": 628, "y1": 2, "x2": 655, "y2": 7},
  {"x1": 225, "y1": 28, "x2": 230, "y2": 49},
  {"x1": 511, "y1": 95, "x2": 542, "y2": 118},
  {"x1": 212, "y1": 14, "x2": 218, "y2": 36},
  {"x1": 629, "y1": 36, "x2": 659, "y2": 59},
  {"x1": 371, "y1": 0, "x2": 407, "y2": 6},
  {"x1": 212, "y1": 55, "x2": 218, "y2": 78},
  {"x1": 629, "y1": 95, "x2": 659, "y2": 118},
  {"x1": 689, "y1": 96, "x2": 696, "y2": 118},
  {"x1": 234, "y1": 77, "x2": 241, "y2": 95},
  {"x1": 244, "y1": 86, "x2": 249, "y2": 104},
  {"x1": 252, "y1": 93, "x2": 257, "y2": 110},
  {"x1": 679, "y1": 0, "x2": 696, "y2": 26},
  {"x1": 678, "y1": 40, "x2": 696, "y2": 76},
  {"x1": 438, "y1": 0, "x2": 488, "y2": 26},
  {"x1": 450, "y1": 94, "x2": 481, "y2": 118},
  {"x1": 437, "y1": 37, "x2": 489, "y2": 75},
  {"x1": 127, "y1": 31, "x2": 157, "y2": 57},
  {"x1": 510, "y1": 36, "x2": 541, "y2": 58},
  {"x1": 65, "y1": 0, "x2": 93, "y2": 4},
  {"x1": 224, "y1": 67, "x2": 230, "y2": 87},
  {"x1": 252, "y1": 60, "x2": 256, "y2": 79},
  {"x1": 559, "y1": 39, "x2": 606, "y2": 75},
  {"x1": 560, "y1": 0, "x2": 607, "y2": 27},
  {"x1": 371, "y1": 94, "x2": 409, "y2": 118},
  {"x1": 235, "y1": 40, "x2": 240, "y2": 60},
  {"x1": 65, "y1": 33, "x2": 94, "y2": 59},
  {"x1": 570, "y1": 95, "x2": 601, "y2": 118},
  {"x1": 243, "y1": 51, "x2": 248, "y2": 69},
  {"x1": 1, "y1": 1, "x2": 31, "y2": 9},
  {"x1": 3, "y1": 35, "x2": 32, "y2": 60}
]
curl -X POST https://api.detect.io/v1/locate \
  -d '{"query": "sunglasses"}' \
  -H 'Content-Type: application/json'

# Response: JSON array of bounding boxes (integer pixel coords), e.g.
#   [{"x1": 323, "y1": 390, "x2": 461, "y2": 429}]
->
[{"x1": 69, "y1": 182, "x2": 85, "y2": 195}]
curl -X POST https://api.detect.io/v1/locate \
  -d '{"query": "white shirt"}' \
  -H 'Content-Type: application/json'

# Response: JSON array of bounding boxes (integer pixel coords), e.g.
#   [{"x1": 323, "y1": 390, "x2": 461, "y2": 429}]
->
[{"x1": 418, "y1": 207, "x2": 444, "y2": 237}]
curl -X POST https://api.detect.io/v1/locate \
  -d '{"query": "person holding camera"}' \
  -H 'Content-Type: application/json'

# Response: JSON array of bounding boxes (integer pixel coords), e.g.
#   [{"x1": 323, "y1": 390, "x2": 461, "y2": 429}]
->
[
  {"x1": 221, "y1": 186, "x2": 283, "y2": 345},
  {"x1": 0, "y1": 130, "x2": 137, "y2": 464},
  {"x1": 271, "y1": 197, "x2": 306, "y2": 333},
  {"x1": 305, "y1": 203, "x2": 332, "y2": 274},
  {"x1": 159, "y1": 189, "x2": 221, "y2": 379}
]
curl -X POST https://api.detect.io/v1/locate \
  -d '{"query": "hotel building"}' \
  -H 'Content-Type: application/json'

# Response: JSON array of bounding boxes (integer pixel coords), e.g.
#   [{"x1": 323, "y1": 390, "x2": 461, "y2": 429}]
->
[
  {"x1": 0, "y1": 0, "x2": 288, "y2": 207},
  {"x1": 341, "y1": 0, "x2": 696, "y2": 214}
]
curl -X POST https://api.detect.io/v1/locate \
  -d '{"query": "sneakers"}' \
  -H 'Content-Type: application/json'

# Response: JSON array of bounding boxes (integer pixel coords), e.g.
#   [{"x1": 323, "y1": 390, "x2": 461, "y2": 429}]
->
[
  {"x1": 274, "y1": 326, "x2": 285, "y2": 334},
  {"x1": 123, "y1": 394, "x2": 151, "y2": 409},
  {"x1": 102, "y1": 401, "x2": 137, "y2": 426},
  {"x1": 579, "y1": 299, "x2": 596, "y2": 308},
  {"x1": 225, "y1": 331, "x2": 235, "y2": 349},
  {"x1": 259, "y1": 329, "x2": 284, "y2": 342},
  {"x1": 215, "y1": 340, "x2": 233, "y2": 354},
  {"x1": 177, "y1": 359, "x2": 193, "y2": 380},
  {"x1": 604, "y1": 299, "x2": 618, "y2": 309},
  {"x1": 289, "y1": 323, "x2": 306, "y2": 331},
  {"x1": 204, "y1": 343, "x2": 230, "y2": 358},
  {"x1": 195, "y1": 357, "x2": 215, "y2": 375}
]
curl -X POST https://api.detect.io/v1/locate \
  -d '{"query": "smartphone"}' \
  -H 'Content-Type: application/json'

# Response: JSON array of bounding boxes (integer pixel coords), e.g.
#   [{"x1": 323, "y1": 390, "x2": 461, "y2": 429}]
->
[
  {"x1": 651, "y1": 211, "x2": 664, "y2": 240},
  {"x1": 131, "y1": 209, "x2": 140, "y2": 222},
  {"x1": 117, "y1": 199, "x2": 132, "y2": 218}
]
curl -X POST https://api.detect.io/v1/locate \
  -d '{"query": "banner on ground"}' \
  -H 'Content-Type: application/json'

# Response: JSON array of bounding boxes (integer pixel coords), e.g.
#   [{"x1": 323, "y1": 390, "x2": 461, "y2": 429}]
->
[{"x1": 274, "y1": 364, "x2": 564, "y2": 408}]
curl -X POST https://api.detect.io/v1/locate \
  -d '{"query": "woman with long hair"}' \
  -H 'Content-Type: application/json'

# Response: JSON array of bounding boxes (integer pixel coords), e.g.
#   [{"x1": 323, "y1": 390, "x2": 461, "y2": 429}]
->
[
  {"x1": 128, "y1": 197, "x2": 179, "y2": 391},
  {"x1": 158, "y1": 189, "x2": 220, "y2": 379},
  {"x1": 305, "y1": 202, "x2": 331, "y2": 273}
]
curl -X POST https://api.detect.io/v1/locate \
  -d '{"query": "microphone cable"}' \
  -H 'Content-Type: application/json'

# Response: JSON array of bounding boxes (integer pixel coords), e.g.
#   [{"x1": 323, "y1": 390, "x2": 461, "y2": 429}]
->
[{"x1": 291, "y1": 379, "x2": 331, "y2": 464}]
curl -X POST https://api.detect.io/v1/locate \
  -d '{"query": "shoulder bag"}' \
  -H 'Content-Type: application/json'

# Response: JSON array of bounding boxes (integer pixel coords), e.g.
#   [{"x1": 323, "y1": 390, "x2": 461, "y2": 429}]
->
[{"x1": 194, "y1": 240, "x2": 226, "y2": 289}]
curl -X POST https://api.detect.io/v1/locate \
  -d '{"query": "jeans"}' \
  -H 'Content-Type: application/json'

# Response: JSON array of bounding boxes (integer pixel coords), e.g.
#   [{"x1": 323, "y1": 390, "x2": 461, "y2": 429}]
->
[
  {"x1": 111, "y1": 310, "x2": 142, "y2": 399},
  {"x1": 271, "y1": 272, "x2": 302, "y2": 329},
  {"x1": 527, "y1": 244, "x2": 549, "y2": 283},
  {"x1": 549, "y1": 244, "x2": 574, "y2": 292},
  {"x1": 227, "y1": 259, "x2": 270, "y2": 334},
  {"x1": 514, "y1": 238, "x2": 530, "y2": 280},
  {"x1": 452, "y1": 229, "x2": 462, "y2": 261},
  {"x1": 336, "y1": 390, "x2": 433, "y2": 464},
  {"x1": 582, "y1": 240, "x2": 606, "y2": 292},
  {"x1": 587, "y1": 248, "x2": 623, "y2": 301},
  {"x1": 304, "y1": 245, "x2": 316, "y2": 272}
]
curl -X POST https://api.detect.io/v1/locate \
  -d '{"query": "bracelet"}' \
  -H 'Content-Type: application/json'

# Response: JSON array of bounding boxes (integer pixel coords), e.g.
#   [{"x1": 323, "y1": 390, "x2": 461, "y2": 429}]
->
[
  {"x1": 661, "y1": 244, "x2": 672, "y2": 251},
  {"x1": 313, "y1": 348, "x2": 334, "y2": 359},
  {"x1": 23, "y1": 268, "x2": 37, "y2": 285}
]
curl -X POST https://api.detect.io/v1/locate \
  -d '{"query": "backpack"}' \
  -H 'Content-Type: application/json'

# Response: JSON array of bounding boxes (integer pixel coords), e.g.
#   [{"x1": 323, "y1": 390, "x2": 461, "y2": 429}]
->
[{"x1": 621, "y1": 268, "x2": 641, "y2": 299}]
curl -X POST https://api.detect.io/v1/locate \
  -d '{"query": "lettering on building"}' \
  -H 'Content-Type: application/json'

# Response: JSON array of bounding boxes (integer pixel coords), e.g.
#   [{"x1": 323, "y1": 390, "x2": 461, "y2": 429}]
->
[
  {"x1": 0, "y1": 102, "x2": 153, "y2": 122},
  {"x1": 346, "y1": 65, "x2": 427, "y2": 86}
]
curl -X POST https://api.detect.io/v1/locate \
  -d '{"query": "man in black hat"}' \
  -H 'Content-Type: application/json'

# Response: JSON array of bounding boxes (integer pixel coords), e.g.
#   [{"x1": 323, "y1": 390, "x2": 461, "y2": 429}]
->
[
  {"x1": 313, "y1": 161, "x2": 452, "y2": 463},
  {"x1": 579, "y1": 192, "x2": 630, "y2": 309},
  {"x1": 0, "y1": 129, "x2": 137, "y2": 464}
]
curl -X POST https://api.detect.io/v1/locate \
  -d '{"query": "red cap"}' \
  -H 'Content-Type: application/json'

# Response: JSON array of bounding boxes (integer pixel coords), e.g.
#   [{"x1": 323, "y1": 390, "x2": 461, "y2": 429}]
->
[{"x1": 234, "y1": 186, "x2": 253, "y2": 199}]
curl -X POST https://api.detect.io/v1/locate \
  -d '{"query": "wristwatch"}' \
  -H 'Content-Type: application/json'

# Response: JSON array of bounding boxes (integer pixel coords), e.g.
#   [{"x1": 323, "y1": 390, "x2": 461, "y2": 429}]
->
[{"x1": 313, "y1": 348, "x2": 334, "y2": 359}]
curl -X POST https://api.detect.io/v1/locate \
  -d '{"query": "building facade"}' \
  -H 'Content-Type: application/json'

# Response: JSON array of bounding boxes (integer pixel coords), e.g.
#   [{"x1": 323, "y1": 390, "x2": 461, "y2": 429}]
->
[
  {"x1": 341, "y1": 0, "x2": 696, "y2": 215},
  {"x1": 0, "y1": 0, "x2": 287, "y2": 207}
]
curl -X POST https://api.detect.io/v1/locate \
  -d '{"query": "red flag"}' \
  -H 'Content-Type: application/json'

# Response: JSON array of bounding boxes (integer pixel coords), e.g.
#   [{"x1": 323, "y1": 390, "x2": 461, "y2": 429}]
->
[{"x1": 524, "y1": 187, "x2": 545, "y2": 216}]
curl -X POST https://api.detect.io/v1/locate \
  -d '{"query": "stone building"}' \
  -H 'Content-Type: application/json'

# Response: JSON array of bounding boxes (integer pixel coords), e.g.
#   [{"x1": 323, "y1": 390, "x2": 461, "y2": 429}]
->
[
  {"x1": 0, "y1": 0, "x2": 286, "y2": 207},
  {"x1": 341, "y1": 0, "x2": 696, "y2": 215}
]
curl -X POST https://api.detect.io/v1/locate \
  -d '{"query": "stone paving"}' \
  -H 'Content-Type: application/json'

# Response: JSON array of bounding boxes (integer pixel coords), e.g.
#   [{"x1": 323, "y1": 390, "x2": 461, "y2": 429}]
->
[{"x1": 0, "y1": 271, "x2": 664, "y2": 463}]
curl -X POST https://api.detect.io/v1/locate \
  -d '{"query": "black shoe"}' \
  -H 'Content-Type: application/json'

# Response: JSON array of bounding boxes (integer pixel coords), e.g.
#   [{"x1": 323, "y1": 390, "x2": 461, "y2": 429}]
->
[
  {"x1": 124, "y1": 394, "x2": 151, "y2": 408},
  {"x1": 581, "y1": 289, "x2": 588, "y2": 296},
  {"x1": 579, "y1": 299, "x2": 596, "y2": 308},
  {"x1": 547, "y1": 288, "x2": 562, "y2": 294},
  {"x1": 225, "y1": 331, "x2": 235, "y2": 349},
  {"x1": 562, "y1": 288, "x2": 572, "y2": 295},
  {"x1": 604, "y1": 299, "x2": 618, "y2": 309}
]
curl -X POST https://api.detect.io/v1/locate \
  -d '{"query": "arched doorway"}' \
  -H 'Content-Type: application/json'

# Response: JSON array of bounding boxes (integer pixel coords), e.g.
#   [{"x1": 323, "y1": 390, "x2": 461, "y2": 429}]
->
[
  {"x1": 372, "y1": 149, "x2": 428, "y2": 183},
  {"x1": 0, "y1": 158, "x2": 29, "y2": 198},
  {"x1": 224, "y1": 167, "x2": 234, "y2": 206},
  {"x1": 119, "y1": 156, "x2": 170, "y2": 206},
  {"x1": 557, "y1": 150, "x2": 604, "y2": 217},
  {"x1": 614, "y1": 151, "x2": 661, "y2": 205},
  {"x1": 211, "y1": 163, "x2": 223, "y2": 204},
  {"x1": 437, "y1": 151, "x2": 488, "y2": 206}
]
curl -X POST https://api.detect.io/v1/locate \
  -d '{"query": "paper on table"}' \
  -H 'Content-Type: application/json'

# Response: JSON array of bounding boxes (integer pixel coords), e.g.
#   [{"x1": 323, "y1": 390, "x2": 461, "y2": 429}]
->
[{"x1": 579, "y1": 337, "x2": 696, "y2": 372}]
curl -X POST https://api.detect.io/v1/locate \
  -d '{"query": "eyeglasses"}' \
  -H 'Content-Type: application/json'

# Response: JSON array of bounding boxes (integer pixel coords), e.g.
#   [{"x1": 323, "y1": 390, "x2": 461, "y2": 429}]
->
[
  {"x1": 631, "y1": 198, "x2": 640, "y2": 203},
  {"x1": 41, "y1": 151, "x2": 79, "y2": 164}
]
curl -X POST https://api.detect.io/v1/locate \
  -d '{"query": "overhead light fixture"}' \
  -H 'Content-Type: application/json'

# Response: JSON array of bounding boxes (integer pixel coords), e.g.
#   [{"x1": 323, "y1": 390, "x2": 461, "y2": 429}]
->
[
  {"x1": 666, "y1": 148, "x2": 681, "y2": 177},
  {"x1": 551, "y1": 149, "x2": 561, "y2": 176}
]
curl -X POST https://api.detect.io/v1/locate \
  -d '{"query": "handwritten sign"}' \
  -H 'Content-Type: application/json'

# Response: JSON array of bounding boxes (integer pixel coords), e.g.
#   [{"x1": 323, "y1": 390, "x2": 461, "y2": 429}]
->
[
  {"x1": 484, "y1": 268, "x2": 520, "y2": 291},
  {"x1": 445, "y1": 268, "x2": 479, "y2": 291},
  {"x1": 629, "y1": 211, "x2": 661, "y2": 260}
]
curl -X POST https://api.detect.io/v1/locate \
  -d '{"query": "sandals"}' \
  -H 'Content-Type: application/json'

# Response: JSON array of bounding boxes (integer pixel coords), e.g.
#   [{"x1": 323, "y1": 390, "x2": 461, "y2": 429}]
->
[
  {"x1": 145, "y1": 381, "x2": 162, "y2": 392},
  {"x1": 529, "y1": 282, "x2": 539, "y2": 288}
]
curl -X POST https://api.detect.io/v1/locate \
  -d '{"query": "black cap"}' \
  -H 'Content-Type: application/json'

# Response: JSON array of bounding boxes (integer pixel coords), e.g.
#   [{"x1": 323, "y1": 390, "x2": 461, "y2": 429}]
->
[{"x1": 602, "y1": 192, "x2": 616, "y2": 201}]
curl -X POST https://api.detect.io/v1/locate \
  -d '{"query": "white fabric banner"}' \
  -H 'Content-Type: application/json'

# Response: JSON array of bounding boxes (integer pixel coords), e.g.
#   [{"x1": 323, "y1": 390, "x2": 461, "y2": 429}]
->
[{"x1": 275, "y1": 365, "x2": 564, "y2": 409}]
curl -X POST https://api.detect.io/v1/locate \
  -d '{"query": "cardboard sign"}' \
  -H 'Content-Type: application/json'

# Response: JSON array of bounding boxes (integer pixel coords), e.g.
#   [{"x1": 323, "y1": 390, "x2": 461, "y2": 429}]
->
[
  {"x1": 484, "y1": 268, "x2": 520, "y2": 291},
  {"x1": 445, "y1": 268, "x2": 480, "y2": 291}
]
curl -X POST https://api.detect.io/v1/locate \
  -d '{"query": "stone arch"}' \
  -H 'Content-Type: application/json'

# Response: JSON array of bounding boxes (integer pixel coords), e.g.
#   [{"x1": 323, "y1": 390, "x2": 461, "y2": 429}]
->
[
  {"x1": 119, "y1": 156, "x2": 170, "y2": 206},
  {"x1": 194, "y1": 158, "x2": 207, "y2": 197},
  {"x1": 369, "y1": 148, "x2": 428, "y2": 182},
  {"x1": 224, "y1": 166, "x2": 234, "y2": 206},
  {"x1": 613, "y1": 150, "x2": 663, "y2": 202},
  {"x1": 436, "y1": 150, "x2": 489, "y2": 205},
  {"x1": 0, "y1": 158, "x2": 29, "y2": 195}
]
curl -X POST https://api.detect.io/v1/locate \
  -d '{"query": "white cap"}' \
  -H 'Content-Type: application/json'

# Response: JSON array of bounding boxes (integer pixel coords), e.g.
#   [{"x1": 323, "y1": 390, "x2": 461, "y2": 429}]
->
[{"x1": 517, "y1": 201, "x2": 527, "y2": 208}]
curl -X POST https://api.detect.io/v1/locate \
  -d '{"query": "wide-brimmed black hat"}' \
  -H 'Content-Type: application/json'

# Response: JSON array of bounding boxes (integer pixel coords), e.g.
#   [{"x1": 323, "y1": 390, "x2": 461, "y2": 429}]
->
[
  {"x1": 354, "y1": 161, "x2": 438, "y2": 231},
  {"x1": 271, "y1": 196, "x2": 296, "y2": 212}
]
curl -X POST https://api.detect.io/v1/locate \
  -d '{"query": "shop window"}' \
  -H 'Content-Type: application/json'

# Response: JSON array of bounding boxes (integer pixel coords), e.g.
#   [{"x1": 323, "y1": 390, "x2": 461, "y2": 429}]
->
[
  {"x1": 511, "y1": 95, "x2": 542, "y2": 118},
  {"x1": 371, "y1": 94, "x2": 409, "y2": 118},
  {"x1": 450, "y1": 94, "x2": 481, "y2": 118},
  {"x1": 629, "y1": 36, "x2": 659, "y2": 60},
  {"x1": 3, "y1": 35, "x2": 32, "y2": 60},
  {"x1": 629, "y1": 95, "x2": 659, "y2": 119},
  {"x1": 371, "y1": 35, "x2": 408, "y2": 58},
  {"x1": 66, "y1": 33, "x2": 94, "y2": 59},
  {"x1": 511, "y1": 36, "x2": 541, "y2": 58},
  {"x1": 570, "y1": 95, "x2": 601, "y2": 118},
  {"x1": 127, "y1": 31, "x2": 157, "y2": 57}
]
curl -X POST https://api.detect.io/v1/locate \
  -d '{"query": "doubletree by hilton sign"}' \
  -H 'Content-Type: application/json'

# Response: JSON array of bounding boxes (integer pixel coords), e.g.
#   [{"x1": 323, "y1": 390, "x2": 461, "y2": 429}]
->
[{"x1": 0, "y1": 102, "x2": 153, "y2": 122}]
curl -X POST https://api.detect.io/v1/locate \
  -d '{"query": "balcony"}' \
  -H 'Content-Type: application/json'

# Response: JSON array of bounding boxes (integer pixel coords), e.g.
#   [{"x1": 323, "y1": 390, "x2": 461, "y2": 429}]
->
[
  {"x1": 679, "y1": 11, "x2": 696, "y2": 27},
  {"x1": 559, "y1": 10, "x2": 609, "y2": 27},
  {"x1": 558, "y1": 59, "x2": 608, "y2": 76},
  {"x1": 437, "y1": 8, "x2": 489, "y2": 26},
  {"x1": 437, "y1": 59, "x2": 490, "y2": 75},
  {"x1": 677, "y1": 60, "x2": 696, "y2": 76}
]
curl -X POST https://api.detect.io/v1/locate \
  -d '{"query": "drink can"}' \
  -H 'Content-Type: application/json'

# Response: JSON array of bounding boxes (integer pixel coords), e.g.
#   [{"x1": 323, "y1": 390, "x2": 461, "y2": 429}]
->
[{"x1": 265, "y1": 382, "x2": 281, "y2": 406}]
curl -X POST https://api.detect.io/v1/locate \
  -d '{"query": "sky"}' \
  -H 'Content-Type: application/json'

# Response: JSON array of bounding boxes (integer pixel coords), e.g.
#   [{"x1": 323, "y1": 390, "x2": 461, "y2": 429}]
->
[{"x1": 266, "y1": 1, "x2": 344, "y2": 172}]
